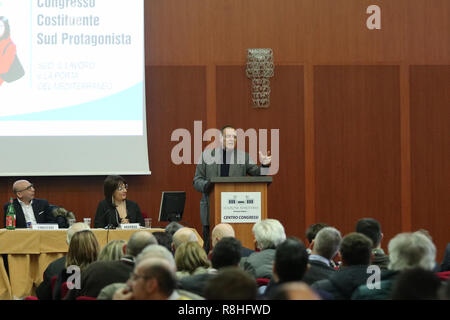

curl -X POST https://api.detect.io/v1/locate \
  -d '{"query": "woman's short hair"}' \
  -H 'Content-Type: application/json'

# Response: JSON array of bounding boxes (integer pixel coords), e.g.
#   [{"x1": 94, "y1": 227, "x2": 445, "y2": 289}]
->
[
  {"x1": 98, "y1": 239, "x2": 126, "y2": 262},
  {"x1": 103, "y1": 175, "x2": 127, "y2": 202},
  {"x1": 174, "y1": 241, "x2": 210, "y2": 274},
  {"x1": 252, "y1": 219, "x2": 286, "y2": 250},
  {"x1": 388, "y1": 231, "x2": 436, "y2": 271},
  {"x1": 65, "y1": 230, "x2": 100, "y2": 270}
]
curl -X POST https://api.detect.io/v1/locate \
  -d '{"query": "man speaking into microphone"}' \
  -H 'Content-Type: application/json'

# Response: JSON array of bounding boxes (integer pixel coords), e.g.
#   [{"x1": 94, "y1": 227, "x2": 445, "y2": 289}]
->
[{"x1": 193, "y1": 125, "x2": 271, "y2": 253}]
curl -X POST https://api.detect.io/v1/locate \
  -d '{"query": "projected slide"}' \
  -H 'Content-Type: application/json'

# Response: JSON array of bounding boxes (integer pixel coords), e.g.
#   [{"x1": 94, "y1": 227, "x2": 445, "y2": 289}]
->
[{"x1": 0, "y1": 0, "x2": 145, "y2": 136}]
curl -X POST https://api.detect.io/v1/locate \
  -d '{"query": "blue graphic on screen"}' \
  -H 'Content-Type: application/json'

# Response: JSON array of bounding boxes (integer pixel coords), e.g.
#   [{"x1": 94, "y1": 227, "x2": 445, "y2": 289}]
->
[{"x1": 0, "y1": 82, "x2": 143, "y2": 121}]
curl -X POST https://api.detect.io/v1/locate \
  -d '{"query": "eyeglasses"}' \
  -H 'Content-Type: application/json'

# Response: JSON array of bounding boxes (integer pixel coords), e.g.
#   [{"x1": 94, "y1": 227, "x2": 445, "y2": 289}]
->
[
  {"x1": 224, "y1": 135, "x2": 237, "y2": 139},
  {"x1": 129, "y1": 272, "x2": 150, "y2": 281},
  {"x1": 16, "y1": 184, "x2": 34, "y2": 193},
  {"x1": 117, "y1": 184, "x2": 128, "y2": 191}
]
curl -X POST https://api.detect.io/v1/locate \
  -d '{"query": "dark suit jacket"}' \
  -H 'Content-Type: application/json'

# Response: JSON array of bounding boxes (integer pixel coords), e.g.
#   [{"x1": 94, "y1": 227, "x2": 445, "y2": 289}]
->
[
  {"x1": 3, "y1": 198, "x2": 54, "y2": 228},
  {"x1": 193, "y1": 148, "x2": 262, "y2": 226},
  {"x1": 440, "y1": 243, "x2": 450, "y2": 272},
  {"x1": 65, "y1": 257, "x2": 134, "y2": 299},
  {"x1": 311, "y1": 265, "x2": 371, "y2": 300},
  {"x1": 303, "y1": 259, "x2": 336, "y2": 285},
  {"x1": 179, "y1": 272, "x2": 217, "y2": 297},
  {"x1": 36, "y1": 256, "x2": 67, "y2": 300},
  {"x1": 241, "y1": 246, "x2": 255, "y2": 258},
  {"x1": 94, "y1": 199, "x2": 144, "y2": 228}
]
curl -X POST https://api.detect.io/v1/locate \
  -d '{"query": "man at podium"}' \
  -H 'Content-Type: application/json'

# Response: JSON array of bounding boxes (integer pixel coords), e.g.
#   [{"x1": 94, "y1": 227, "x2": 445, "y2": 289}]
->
[{"x1": 193, "y1": 125, "x2": 271, "y2": 252}]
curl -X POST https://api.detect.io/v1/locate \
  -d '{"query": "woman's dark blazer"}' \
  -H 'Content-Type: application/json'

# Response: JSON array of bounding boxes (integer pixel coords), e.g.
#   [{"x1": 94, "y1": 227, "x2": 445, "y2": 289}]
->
[{"x1": 93, "y1": 199, "x2": 144, "y2": 228}]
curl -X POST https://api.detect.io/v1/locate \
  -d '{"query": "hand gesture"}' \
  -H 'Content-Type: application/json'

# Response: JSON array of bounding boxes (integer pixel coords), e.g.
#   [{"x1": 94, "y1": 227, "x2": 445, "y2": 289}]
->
[{"x1": 259, "y1": 151, "x2": 272, "y2": 166}]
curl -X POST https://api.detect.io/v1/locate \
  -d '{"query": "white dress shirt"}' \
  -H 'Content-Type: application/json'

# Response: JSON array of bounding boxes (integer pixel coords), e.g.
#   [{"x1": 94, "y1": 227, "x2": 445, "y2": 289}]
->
[{"x1": 18, "y1": 199, "x2": 37, "y2": 225}]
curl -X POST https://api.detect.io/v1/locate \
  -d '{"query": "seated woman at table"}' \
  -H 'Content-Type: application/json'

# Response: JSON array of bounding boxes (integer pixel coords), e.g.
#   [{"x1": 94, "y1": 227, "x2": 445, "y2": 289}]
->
[
  {"x1": 94, "y1": 175, "x2": 145, "y2": 229},
  {"x1": 53, "y1": 230, "x2": 100, "y2": 300}
]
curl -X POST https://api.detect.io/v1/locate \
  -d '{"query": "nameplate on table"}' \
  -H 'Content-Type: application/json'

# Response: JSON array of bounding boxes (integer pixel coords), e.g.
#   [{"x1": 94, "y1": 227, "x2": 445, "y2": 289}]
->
[
  {"x1": 32, "y1": 224, "x2": 59, "y2": 230},
  {"x1": 119, "y1": 223, "x2": 140, "y2": 230}
]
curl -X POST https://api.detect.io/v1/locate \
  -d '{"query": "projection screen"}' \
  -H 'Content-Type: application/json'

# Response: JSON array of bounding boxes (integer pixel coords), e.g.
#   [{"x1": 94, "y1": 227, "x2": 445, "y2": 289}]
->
[{"x1": 0, "y1": 0, "x2": 150, "y2": 176}]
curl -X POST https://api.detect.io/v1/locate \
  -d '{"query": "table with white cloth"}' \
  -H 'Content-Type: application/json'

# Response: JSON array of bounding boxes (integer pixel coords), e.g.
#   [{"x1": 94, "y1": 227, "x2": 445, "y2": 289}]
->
[{"x1": 0, "y1": 228, "x2": 202, "y2": 300}]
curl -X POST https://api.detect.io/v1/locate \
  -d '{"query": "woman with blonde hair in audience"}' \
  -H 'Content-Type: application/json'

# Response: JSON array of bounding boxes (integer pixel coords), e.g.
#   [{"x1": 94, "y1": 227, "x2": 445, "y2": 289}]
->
[
  {"x1": 98, "y1": 239, "x2": 127, "y2": 262},
  {"x1": 175, "y1": 242, "x2": 211, "y2": 279},
  {"x1": 53, "y1": 230, "x2": 100, "y2": 299}
]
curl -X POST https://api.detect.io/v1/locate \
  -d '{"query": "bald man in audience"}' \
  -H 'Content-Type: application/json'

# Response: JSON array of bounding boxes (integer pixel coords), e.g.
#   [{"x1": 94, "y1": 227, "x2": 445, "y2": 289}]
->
[
  {"x1": 97, "y1": 245, "x2": 203, "y2": 300},
  {"x1": 171, "y1": 227, "x2": 199, "y2": 252},
  {"x1": 211, "y1": 223, "x2": 253, "y2": 257},
  {"x1": 3, "y1": 179, "x2": 55, "y2": 228},
  {"x1": 113, "y1": 257, "x2": 190, "y2": 300}
]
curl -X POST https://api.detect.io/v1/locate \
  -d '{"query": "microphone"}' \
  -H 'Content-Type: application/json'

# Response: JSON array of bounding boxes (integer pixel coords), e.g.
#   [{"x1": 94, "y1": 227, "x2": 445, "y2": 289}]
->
[{"x1": 105, "y1": 204, "x2": 118, "y2": 229}]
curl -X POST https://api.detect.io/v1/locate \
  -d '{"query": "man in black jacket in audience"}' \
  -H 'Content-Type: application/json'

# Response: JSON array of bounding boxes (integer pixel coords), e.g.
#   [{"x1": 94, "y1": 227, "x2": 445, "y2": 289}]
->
[
  {"x1": 303, "y1": 227, "x2": 342, "y2": 285},
  {"x1": 179, "y1": 237, "x2": 242, "y2": 296},
  {"x1": 311, "y1": 233, "x2": 373, "y2": 300}
]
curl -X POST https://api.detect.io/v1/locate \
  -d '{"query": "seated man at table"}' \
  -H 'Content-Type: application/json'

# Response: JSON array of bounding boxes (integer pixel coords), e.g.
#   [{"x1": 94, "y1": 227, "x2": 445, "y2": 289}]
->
[
  {"x1": 36, "y1": 222, "x2": 90, "y2": 300},
  {"x1": 3, "y1": 180, "x2": 55, "y2": 228}
]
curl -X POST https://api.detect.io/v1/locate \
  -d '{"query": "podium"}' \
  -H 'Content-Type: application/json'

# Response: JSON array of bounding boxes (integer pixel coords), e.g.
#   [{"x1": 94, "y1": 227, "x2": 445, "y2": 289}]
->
[{"x1": 209, "y1": 176, "x2": 272, "y2": 249}]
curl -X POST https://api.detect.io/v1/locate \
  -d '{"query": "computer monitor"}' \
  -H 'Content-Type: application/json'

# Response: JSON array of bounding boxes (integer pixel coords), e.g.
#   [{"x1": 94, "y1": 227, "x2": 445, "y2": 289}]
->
[{"x1": 158, "y1": 191, "x2": 186, "y2": 222}]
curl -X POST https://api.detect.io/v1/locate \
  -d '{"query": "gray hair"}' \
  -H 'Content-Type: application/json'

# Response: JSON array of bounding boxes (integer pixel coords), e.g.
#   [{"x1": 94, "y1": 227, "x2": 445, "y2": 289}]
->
[
  {"x1": 66, "y1": 222, "x2": 90, "y2": 245},
  {"x1": 126, "y1": 231, "x2": 157, "y2": 257},
  {"x1": 135, "y1": 244, "x2": 176, "y2": 271},
  {"x1": 388, "y1": 231, "x2": 436, "y2": 271},
  {"x1": 252, "y1": 219, "x2": 286, "y2": 250},
  {"x1": 314, "y1": 227, "x2": 342, "y2": 260}
]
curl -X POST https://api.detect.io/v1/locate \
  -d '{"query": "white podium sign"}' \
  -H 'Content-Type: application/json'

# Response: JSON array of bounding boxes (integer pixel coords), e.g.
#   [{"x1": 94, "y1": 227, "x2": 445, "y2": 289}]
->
[{"x1": 221, "y1": 192, "x2": 262, "y2": 224}]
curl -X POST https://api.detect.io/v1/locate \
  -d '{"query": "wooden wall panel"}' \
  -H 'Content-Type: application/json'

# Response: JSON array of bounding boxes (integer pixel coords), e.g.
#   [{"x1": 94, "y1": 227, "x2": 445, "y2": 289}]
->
[
  {"x1": 410, "y1": 66, "x2": 450, "y2": 261},
  {"x1": 216, "y1": 66, "x2": 305, "y2": 239},
  {"x1": 314, "y1": 66, "x2": 401, "y2": 249},
  {"x1": 0, "y1": 0, "x2": 448, "y2": 259}
]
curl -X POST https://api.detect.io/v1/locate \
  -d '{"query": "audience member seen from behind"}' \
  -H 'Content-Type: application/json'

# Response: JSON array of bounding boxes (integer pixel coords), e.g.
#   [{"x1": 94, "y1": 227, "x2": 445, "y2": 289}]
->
[
  {"x1": 175, "y1": 241, "x2": 211, "y2": 279},
  {"x1": 66, "y1": 231, "x2": 157, "y2": 299},
  {"x1": 303, "y1": 227, "x2": 342, "y2": 285},
  {"x1": 165, "y1": 221, "x2": 184, "y2": 237},
  {"x1": 3, "y1": 179, "x2": 54, "y2": 228},
  {"x1": 171, "y1": 227, "x2": 199, "y2": 253},
  {"x1": 311, "y1": 232, "x2": 373, "y2": 300},
  {"x1": 440, "y1": 243, "x2": 450, "y2": 272},
  {"x1": 94, "y1": 175, "x2": 144, "y2": 228},
  {"x1": 269, "y1": 282, "x2": 321, "y2": 300},
  {"x1": 98, "y1": 245, "x2": 203, "y2": 300},
  {"x1": 391, "y1": 268, "x2": 442, "y2": 300},
  {"x1": 211, "y1": 223, "x2": 253, "y2": 258},
  {"x1": 263, "y1": 237, "x2": 309, "y2": 298},
  {"x1": 241, "y1": 219, "x2": 286, "y2": 279},
  {"x1": 352, "y1": 231, "x2": 437, "y2": 300},
  {"x1": 152, "y1": 231, "x2": 173, "y2": 253},
  {"x1": 179, "y1": 237, "x2": 243, "y2": 296},
  {"x1": 36, "y1": 222, "x2": 90, "y2": 300},
  {"x1": 53, "y1": 230, "x2": 100, "y2": 300},
  {"x1": 98, "y1": 239, "x2": 126, "y2": 262},
  {"x1": 355, "y1": 218, "x2": 389, "y2": 270},
  {"x1": 305, "y1": 223, "x2": 329, "y2": 254},
  {"x1": 204, "y1": 267, "x2": 257, "y2": 300}
]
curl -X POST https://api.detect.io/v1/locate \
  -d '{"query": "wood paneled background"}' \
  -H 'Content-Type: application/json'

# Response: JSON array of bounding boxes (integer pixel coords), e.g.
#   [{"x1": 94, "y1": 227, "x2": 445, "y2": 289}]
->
[{"x1": 1, "y1": 0, "x2": 449, "y2": 261}]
